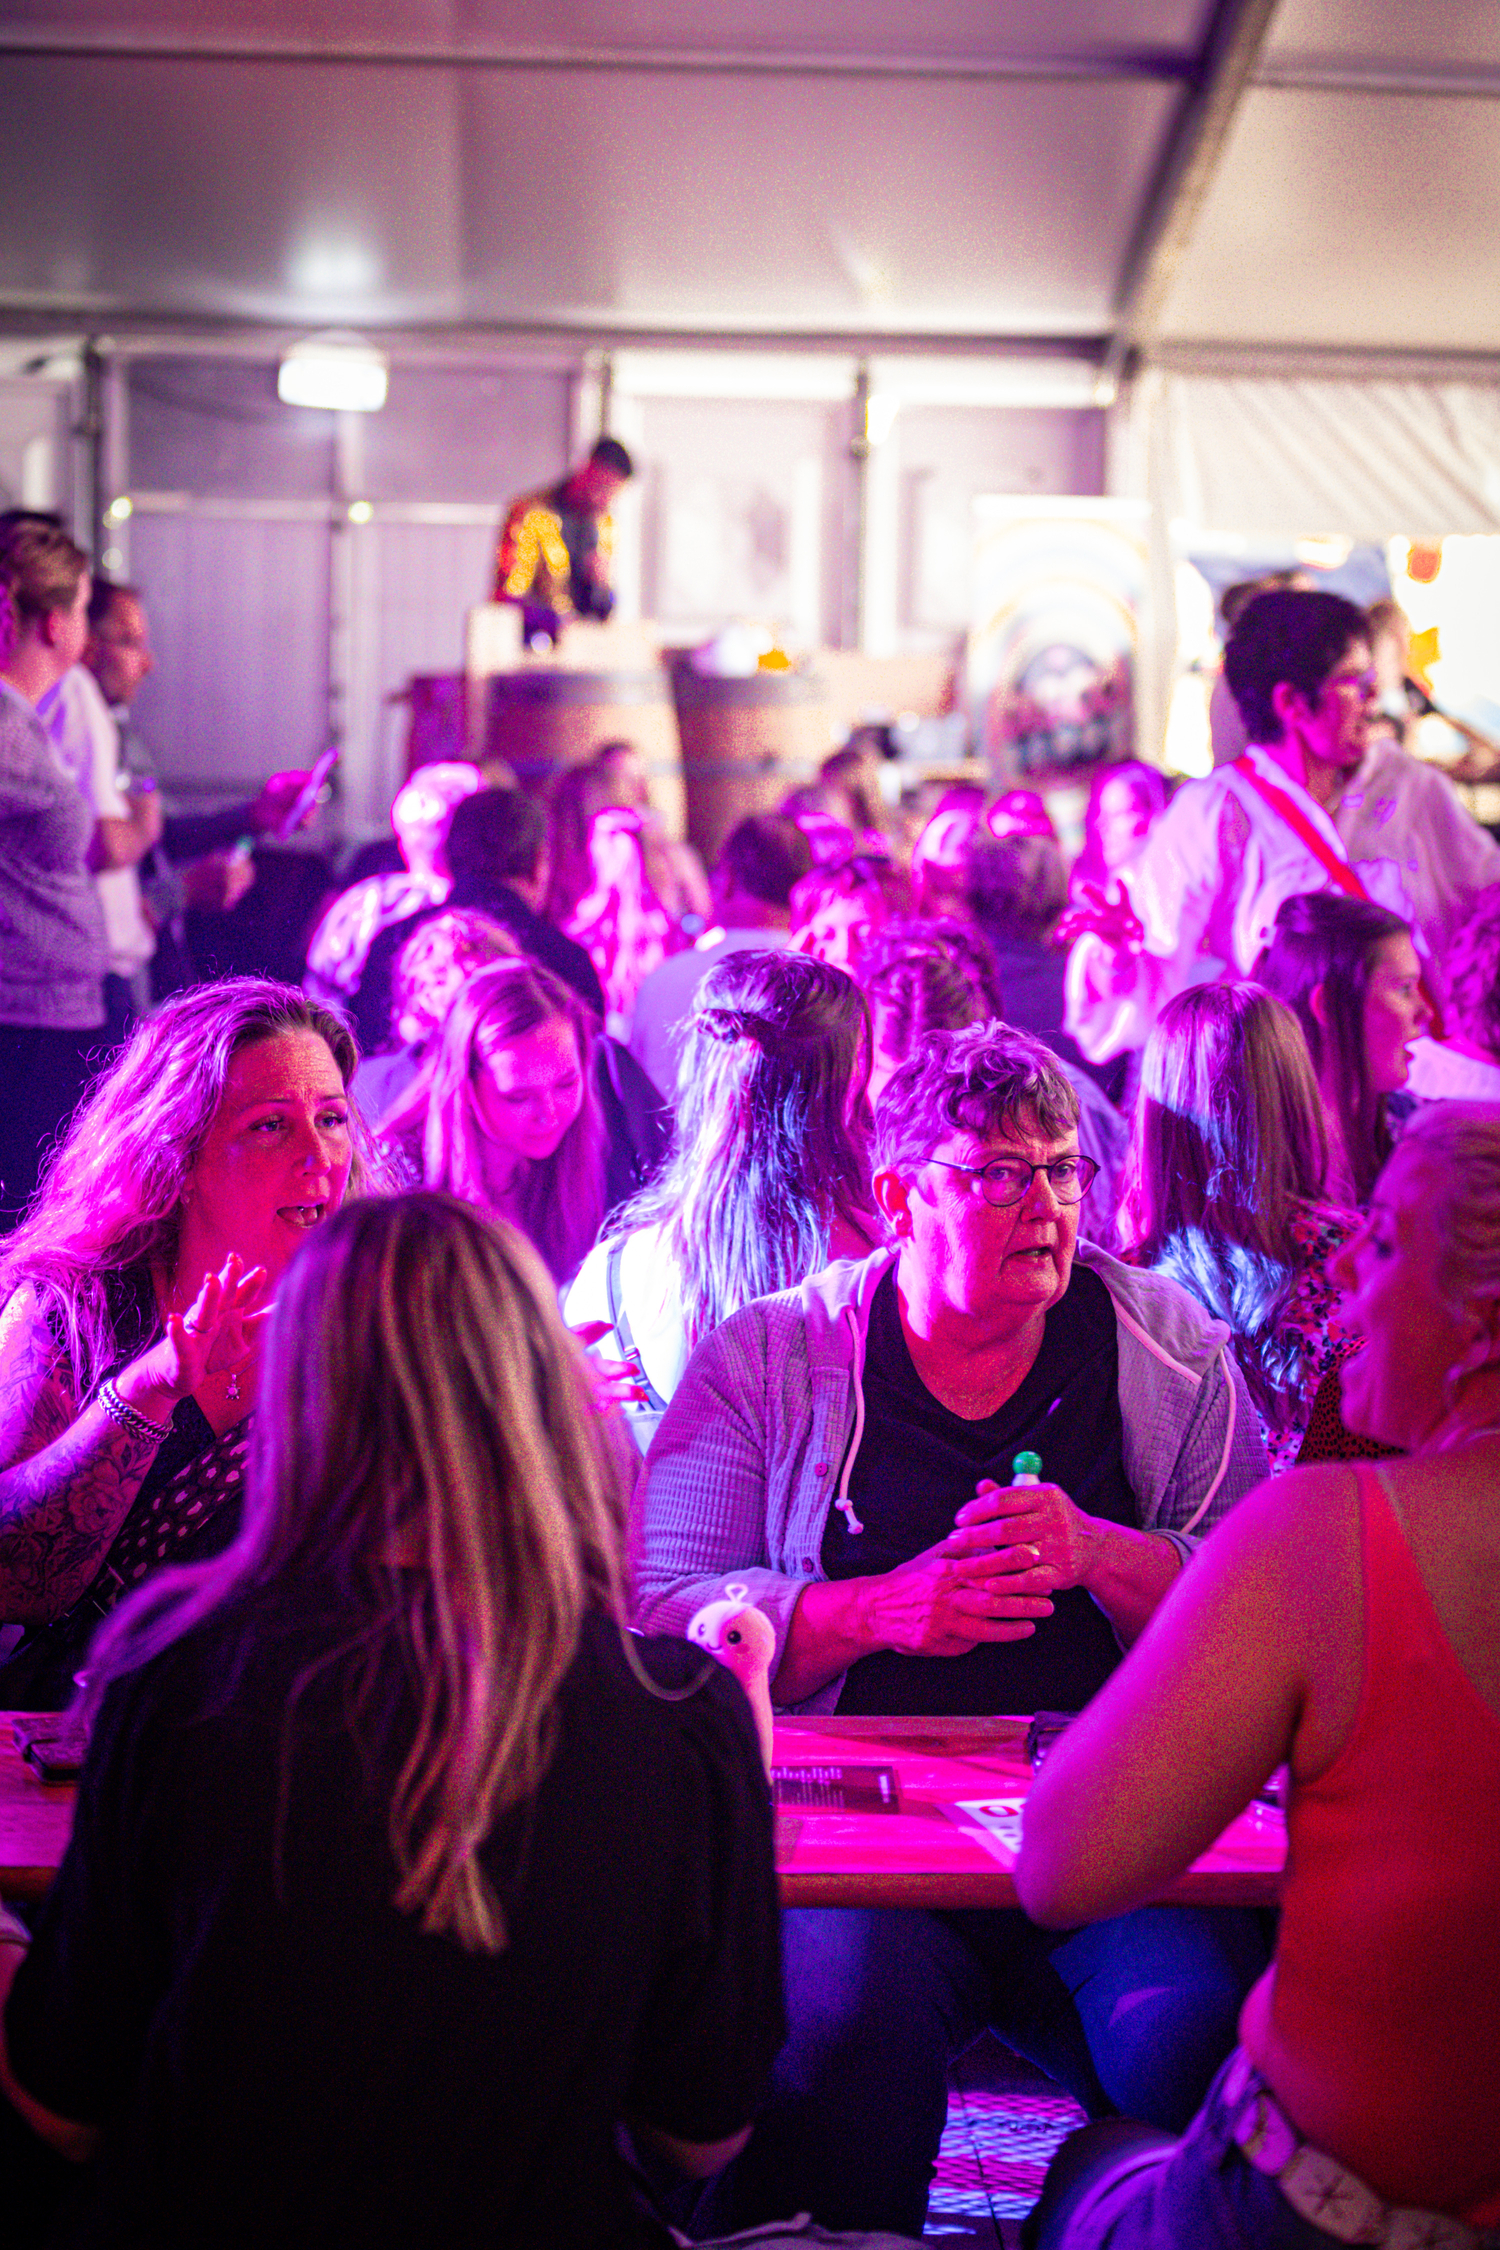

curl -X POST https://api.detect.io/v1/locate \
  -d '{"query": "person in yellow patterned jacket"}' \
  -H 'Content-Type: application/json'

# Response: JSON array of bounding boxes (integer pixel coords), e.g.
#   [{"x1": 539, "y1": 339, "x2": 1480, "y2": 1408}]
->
[{"x1": 492, "y1": 436, "x2": 633, "y2": 642}]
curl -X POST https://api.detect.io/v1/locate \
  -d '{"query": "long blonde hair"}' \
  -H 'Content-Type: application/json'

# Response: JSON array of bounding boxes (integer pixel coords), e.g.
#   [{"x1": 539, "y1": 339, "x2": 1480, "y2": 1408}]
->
[
  {"x1": 379, "y1": 958, "x2": 606, "y2": 1282},
  {"x1": 83, "y1": 1194, "x2": 629, "y2": 1952},
  {"x1": 0, "y1": 979, "x2": 377, "y2": 1401}
]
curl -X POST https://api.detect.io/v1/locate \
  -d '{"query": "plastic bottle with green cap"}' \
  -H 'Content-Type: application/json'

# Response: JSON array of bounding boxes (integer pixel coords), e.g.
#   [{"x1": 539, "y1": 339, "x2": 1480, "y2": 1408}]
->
[{"x1": 1011, "y1": 1451, "x2": 1043, "y2": 1486}]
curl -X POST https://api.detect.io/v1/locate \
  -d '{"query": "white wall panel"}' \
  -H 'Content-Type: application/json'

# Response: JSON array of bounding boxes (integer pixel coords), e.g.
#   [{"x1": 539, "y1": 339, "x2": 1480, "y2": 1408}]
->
[
  {"x1": 893, "y1": 404, "x2": 1106, "y2": 643},
  {"x1": 353, "y1": 516, "x2": 497, "y2": 828},
  {"x1": 125, "y1": 511, "x2": 331, "y2": 799},
  {"x1": 636, "y1": 394, "x2": 850, "y2": 645}
]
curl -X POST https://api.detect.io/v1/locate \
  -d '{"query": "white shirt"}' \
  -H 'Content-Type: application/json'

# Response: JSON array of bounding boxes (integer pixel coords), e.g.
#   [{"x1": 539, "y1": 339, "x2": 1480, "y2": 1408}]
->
[
  {"x1": 1406, "y1": 1038, "x2": 1500, "y2": 1103},
  {"x1": 563, "y1": 1222, "x2": 691, "y2": 1449},
  {"x1": 1065, "y1": 743, "x2": 1421, "y2": 1063},
  {"x1": 627, "y1": 926, "x2": 790, "y2": 1104},
  {"x1": 38, "y1": 666, "x2": 155, "y2": 980},
  {"x1": 1334, "y1": 738, "x2": 1500, "y2": 980}
]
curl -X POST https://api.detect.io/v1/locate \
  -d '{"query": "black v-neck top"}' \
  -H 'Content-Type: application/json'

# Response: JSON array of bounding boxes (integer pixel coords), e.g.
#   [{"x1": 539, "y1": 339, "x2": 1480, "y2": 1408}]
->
[{"x1": 822, "y1": 1264, "x2": 1134, "y2": 1715}]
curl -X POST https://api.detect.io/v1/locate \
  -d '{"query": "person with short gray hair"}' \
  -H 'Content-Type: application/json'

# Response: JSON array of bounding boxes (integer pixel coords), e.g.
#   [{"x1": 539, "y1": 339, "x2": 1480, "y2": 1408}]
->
[{"x1": 636, "y1": 1018, "x2": 1269, "y2": 2238}]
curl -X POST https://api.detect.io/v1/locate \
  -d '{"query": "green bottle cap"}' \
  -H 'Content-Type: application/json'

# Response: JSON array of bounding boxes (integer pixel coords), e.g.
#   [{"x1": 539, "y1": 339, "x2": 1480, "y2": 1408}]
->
[{"x1": 1012, "y1": 1451, "x2": 1043, "y2": 1479}]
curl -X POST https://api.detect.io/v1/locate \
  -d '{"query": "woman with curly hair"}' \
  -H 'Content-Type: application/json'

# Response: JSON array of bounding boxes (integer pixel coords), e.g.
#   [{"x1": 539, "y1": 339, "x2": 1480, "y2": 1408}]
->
[{"x1": 0, "y1": 979, "x2": 372, "y2": 1705}]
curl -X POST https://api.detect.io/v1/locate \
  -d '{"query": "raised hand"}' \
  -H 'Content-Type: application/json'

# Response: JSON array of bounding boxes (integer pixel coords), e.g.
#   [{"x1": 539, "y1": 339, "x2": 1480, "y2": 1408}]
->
[
  {"x1": 122, "y1": 1255, "x2": 272, "y2": 1419},
  {"x1": 1051, "y1": 879, "x2": 1143, "y2": 954},
  {"x1": 568, "y1": 1319, "x2": 650, "y2": 1415}
]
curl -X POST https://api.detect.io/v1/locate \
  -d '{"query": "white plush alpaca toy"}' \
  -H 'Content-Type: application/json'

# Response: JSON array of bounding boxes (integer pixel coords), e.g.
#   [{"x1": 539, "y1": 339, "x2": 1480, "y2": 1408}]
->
[{"x1": 686, "y1": 1582, "x2": 776, "y2": 1779}]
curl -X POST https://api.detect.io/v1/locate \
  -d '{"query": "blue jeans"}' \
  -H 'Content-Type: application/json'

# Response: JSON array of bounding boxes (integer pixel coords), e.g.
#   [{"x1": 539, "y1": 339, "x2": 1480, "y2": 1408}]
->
[
  {"x1": 691, "y1": 1904, "x2": 1270, "y2": 2240},
  {"x1": 1024, "y1": 2052, "x2": 1365, "y2": 2249}
]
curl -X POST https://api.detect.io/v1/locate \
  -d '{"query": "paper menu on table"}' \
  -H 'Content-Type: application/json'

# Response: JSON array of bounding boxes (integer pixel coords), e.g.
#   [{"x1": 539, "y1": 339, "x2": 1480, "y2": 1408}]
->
[{"x1": 943, "y1": 1795, "x2": 1027, "y2": 1867}]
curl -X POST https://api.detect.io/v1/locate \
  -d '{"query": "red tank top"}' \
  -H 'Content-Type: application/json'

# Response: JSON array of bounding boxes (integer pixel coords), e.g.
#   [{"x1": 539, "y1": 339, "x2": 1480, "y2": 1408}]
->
[{"x1": 1240, "y1": 1466, "x2": 1500, "y2": 2221}]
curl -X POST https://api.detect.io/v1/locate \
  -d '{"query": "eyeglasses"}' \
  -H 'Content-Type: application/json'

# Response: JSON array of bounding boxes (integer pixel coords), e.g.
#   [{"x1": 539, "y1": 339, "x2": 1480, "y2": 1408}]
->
[
  {"x1": 925, "y1": 1153, "x2": 1098, "y2": 1207},
  {"x1": 1325, "y1": 667, "x2": 1377, "y2": 697}
]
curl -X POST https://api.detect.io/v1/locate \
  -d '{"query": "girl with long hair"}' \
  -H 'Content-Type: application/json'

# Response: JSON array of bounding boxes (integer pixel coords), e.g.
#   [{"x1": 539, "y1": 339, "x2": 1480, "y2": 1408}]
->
[
  {"x1": 1255, "y1": 891, "x2": 1430, "y2": 1204},
  {"x1": 0, "y1": 1196, "x2": 784, "y2": 2245},
  {"x1": 565, "y1": 949, "x2": 877, "y2": 1448},
  {"x1": 0, "y1": 979, "x2": 371, "y2": 1706},
  {"x1": 1118, "y1": 981, "x2": 1360, "y2": 1470},
  {"x1": 377, "y1": 956, "x2": 610, "y2": 1285}
]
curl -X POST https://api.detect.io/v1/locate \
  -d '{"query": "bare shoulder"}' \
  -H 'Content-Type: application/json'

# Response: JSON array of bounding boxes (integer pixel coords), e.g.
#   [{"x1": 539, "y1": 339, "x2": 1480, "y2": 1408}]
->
[
  {"x1": 0, "y1": 1286, "x2": 77, "y2": 1470},
  {"x1": 1191, "y1": 1462, "x2": 1362, "y2": 1613}
]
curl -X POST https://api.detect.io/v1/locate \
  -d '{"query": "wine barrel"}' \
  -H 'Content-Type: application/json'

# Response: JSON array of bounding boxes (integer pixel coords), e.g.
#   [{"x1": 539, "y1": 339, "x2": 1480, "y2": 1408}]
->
[
  {"x1": 672, "y1": 670, "x2": 833, "y2": 865},
  {"x1": 483, "y1": 668, "x2": 684, "y2": 837}
]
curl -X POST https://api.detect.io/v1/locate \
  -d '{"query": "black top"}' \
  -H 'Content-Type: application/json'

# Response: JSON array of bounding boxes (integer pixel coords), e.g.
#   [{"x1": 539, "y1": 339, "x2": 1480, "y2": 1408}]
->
[
  {"x1": 354, "y1": 876, "x2": 607, "y2": 1053},
  {"x1": 5, "y1": 1610, "x2": 784, "y2": 2250},
  {"x1": 0, "y1": 1268, "x2": 248, "y2": 1710},
  {"x1": 823, "y1": 1264, "x2": 1134, "y2": 1715}
]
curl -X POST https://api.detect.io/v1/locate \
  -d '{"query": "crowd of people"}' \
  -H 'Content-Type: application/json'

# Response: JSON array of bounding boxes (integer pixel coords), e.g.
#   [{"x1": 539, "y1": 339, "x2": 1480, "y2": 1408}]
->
[{"x1": 1, "y1": 537, "x2": 1497, "y2": 2248}]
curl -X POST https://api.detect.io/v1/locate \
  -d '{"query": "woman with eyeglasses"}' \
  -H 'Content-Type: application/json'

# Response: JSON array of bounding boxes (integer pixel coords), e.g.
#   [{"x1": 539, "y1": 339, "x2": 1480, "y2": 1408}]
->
[{"x1": 634, "y1": 1024, "x2": 1270, "y2": 2239}]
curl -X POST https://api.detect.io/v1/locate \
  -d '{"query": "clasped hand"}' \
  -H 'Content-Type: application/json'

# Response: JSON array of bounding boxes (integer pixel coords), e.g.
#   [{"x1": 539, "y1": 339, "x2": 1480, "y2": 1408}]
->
[{"x1": 858, "y1": 1478, "x2": 1094, "y2": 1660}]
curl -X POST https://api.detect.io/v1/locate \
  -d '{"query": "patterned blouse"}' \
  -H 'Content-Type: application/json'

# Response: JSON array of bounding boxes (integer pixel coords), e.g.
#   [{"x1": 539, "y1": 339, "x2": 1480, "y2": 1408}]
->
[
  {"x1": 1263, "y1": 1200, "x2": 1364, "y2": 1474},
  {"x1": 0, "y1": 1267, "x2": 253, "y2": 1709}
]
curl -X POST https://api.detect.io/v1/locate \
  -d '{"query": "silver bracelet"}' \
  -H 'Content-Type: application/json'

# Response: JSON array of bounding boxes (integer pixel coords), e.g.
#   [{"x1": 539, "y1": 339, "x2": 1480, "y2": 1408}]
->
[{"x1": 98, "y1": 1376, "x2": 171, "y2": 1444}]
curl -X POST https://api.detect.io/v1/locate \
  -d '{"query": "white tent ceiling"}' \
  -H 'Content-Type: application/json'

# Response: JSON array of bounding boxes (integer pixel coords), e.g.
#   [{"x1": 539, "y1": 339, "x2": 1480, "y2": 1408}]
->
[{"x1": 2, "y1": 0, "x2": 1495, "y2": 369}]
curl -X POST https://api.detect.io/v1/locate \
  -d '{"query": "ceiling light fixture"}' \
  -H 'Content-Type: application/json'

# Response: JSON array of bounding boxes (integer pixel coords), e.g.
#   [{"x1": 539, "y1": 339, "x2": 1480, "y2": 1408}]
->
[{"x1": 278, "y1": 332, "x2": 388, "y2": 413}]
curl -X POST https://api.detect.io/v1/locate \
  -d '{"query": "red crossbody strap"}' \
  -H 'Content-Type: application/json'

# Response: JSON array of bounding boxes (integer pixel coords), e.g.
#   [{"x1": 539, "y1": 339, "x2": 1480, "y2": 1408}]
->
[
  {"x1": 1230, "y1": 757, "x2": 1368, "y2": 899},
  {"x1": 1230, "y1": 756, "x2": 1446, "y2": 1038}
]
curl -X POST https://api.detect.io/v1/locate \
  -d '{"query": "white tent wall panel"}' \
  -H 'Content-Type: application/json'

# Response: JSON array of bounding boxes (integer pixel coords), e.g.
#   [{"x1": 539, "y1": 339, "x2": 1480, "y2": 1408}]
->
[
  {"x1": 634, "y1": 395, "x2": 852, "y2": 648},
  {"x1": 1142, "y1": 374, "x2": 1500, "y2": 540},
  {"x1": 893, "y1": 404, "x2": 1106, "y2": 643},
  {"x1": 361, "y1": 365, "x2": 572, "y2": 503},
  {"x1": 354, "y1": 516, "x2": 499, "y2": 830},
  {"x1": 0, "y1": 377, "x2": 77, "y2": 518},
  {"x1": 128, "y1": 360, "x2": 338, "y2": 499},
  {"x1": 126, "y1": 511, "x2": 332, "y2": 800}
]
